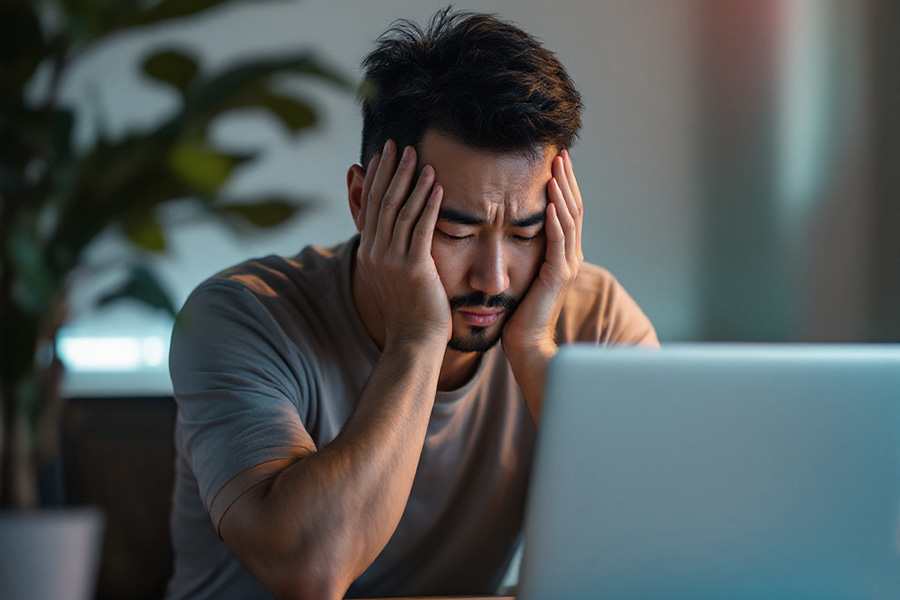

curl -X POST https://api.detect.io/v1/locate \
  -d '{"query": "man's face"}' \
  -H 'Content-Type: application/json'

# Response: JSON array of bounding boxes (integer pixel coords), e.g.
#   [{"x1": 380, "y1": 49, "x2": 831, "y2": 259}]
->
[{"x1": 417, "y1": 130, "x2": 554, "y2": 353}]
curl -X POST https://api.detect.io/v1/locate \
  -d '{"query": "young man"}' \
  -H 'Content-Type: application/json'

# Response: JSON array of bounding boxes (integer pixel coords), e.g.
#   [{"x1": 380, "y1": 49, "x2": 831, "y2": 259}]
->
[{"x1": 166, "y1": 9, "x2": 657, "y2": 600}]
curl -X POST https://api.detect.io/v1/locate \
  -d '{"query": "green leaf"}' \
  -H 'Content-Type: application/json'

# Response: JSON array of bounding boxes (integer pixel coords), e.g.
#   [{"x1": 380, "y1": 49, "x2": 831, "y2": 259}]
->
[
  {"x1": 143, "y1": 49, "x2": 200, "y2": 96},
  {"x1": 65, "y1": 0, "x2": 287, "y2": 47},
  {"x1": 6, "y1": 222, "x2": 62, "y2": 315},
  {"x1": 251, "y1": 92, "x2": 317, "y2": 133},
  {"x1": 215, "y1": 198, "x2": 304, "y2": 228},
  {"x1": 122, "y1": 215, "x2": 167, "y2": 253},
  {"x1": 181, "y1": 53, "x2": 352, "y2": 131},
  {"x1": 355, "y1": 78, "x2": 379, "y2": 104},
  {"x1": 128, "y1": 0, "x2": 247, "y2": 28},
  {"x1": 49, "y1": 109, "x2": 76, "y2": 162},
  {"x1": 76, "y1": 132, "x2": 192, "y2": 212},
  {"x1": 166, "y1": 138, "x2": 252, "y2": 195},
  {"x1": 97, "y1": 264, "x2": 177, "y2": 318},
  {"x1": 198, "y1": 85, "x2": 317, "y2": 134}
]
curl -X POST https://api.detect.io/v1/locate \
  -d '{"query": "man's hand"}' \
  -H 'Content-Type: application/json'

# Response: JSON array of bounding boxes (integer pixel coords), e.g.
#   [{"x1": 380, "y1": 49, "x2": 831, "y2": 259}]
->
[
  {"x1": 355, "y1": 140, "x2": 450, "y2": 349},
  {"x1": 502, "y1": 149, "x2": 583, "y2": 421}
]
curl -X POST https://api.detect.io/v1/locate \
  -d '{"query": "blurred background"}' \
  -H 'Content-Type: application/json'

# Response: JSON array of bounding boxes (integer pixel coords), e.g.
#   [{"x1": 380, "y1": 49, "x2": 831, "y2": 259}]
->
[
  {"x1": 6, "y1": 1, "x2": 895, "y2": 598},
  {"x1": 53, "y1": 0, "x2": 899, "y2": 397}
]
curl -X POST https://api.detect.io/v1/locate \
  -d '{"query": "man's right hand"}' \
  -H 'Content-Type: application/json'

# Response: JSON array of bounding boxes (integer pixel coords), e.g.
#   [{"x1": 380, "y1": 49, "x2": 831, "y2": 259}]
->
[{"x1": 355, "y1": 139, "x2": 451, "y2": 349}]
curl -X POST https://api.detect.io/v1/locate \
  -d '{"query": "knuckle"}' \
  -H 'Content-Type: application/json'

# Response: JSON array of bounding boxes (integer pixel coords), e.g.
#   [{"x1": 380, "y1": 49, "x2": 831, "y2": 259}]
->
[{"x1": 380, "y1": 197, "x2": 398, "y2": 213}]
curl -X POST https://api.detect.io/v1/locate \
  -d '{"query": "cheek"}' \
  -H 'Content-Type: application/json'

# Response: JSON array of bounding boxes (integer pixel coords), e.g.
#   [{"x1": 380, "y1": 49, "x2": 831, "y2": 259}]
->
[
  {"x1": 509, "y1": 242, "x2": 545, "y2": 292},
  {"x1": 431, "y1": 242, "x2": 465, "y2": 292}
]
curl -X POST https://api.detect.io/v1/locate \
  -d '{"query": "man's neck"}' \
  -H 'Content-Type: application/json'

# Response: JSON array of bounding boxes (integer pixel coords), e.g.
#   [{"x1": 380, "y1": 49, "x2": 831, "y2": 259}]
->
[{"x1": 350, "y1": 251, "x2": 482, "y2": 392}]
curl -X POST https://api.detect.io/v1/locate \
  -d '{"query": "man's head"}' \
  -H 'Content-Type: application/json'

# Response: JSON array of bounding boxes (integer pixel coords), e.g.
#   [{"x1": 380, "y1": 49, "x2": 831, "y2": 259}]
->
[
  {"x1": 350, "y1": 10, "x2": 583, "y2": 355},
  {"x1": 358, "y1": 8, "x2": 583, "y2": 165}
]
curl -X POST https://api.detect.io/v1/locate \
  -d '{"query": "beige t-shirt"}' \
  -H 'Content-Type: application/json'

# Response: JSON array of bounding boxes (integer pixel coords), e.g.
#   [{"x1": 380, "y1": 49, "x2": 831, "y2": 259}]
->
[{"x1": 165, "y1": 236, "x2": 657, "y2": 600}]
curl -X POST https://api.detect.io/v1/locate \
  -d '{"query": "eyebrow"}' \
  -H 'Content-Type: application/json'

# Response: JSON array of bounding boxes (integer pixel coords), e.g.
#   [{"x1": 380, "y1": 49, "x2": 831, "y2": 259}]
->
[{"x1": 438, "y1": 208, "x2": 546, "y2": 228}]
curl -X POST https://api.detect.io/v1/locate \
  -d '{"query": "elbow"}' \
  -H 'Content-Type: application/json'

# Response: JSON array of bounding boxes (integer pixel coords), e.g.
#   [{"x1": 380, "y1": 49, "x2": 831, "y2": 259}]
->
[
  {"x1": 265, "y1": 562, "x2": 353, "y2": 600},
  {"x1": 228, "y1": 520, "x2": 356, "y2": 600},
  {"x1": 219, "y1": 478, "x2": 361, "y2": 600}
]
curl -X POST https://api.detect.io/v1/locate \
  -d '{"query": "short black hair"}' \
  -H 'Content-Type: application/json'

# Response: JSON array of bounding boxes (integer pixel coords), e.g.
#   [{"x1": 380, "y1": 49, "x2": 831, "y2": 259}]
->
[{"x1": 359, "y1": 8, "x2": 583, "y2": 164}]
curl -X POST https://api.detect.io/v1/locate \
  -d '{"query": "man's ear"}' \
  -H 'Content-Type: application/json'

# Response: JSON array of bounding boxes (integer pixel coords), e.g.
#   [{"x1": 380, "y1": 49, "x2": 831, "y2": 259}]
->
[{"x1": 346, "y1": 163, "x2": 366, "y2": 232}]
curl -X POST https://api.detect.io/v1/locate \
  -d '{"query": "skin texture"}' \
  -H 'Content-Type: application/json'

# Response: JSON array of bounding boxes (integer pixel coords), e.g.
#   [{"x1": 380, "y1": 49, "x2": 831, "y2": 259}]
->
[{"x1": 218, "y1": 131, "x2": 583, "y2": 600}]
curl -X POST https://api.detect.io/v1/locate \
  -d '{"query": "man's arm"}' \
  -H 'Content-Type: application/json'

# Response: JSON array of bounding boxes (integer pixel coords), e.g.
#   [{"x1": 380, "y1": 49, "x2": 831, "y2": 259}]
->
[
  {"x1": 219, "y1": 141, "x2": 449, "y2": 600},
  {"x1": 502, "y1": 149, "x2": 584, "y2": 423}
]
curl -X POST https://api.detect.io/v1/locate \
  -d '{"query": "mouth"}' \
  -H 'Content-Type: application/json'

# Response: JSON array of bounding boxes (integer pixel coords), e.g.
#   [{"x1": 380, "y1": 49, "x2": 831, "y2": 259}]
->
[{"x1": 456, "y1": 308, "x2": 504, "y2": 327}]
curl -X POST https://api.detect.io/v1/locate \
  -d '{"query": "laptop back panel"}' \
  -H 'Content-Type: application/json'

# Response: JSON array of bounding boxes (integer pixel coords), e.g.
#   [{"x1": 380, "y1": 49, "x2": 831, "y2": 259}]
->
[{"x1": 518, "y1": 344, "x2": 900, "y2": 600}]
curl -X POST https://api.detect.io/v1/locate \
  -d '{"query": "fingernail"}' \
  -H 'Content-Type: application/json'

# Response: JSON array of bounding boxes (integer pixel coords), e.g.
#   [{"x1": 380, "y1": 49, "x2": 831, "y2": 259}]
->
[
  {"x1": 401, "y1": 145, "x2": 413, "y2": 163},
  {"x1": 383, "y1": 139, "x2": 393, "y2": 155},
  {"x1": 421, "y1": 164, "x2": 433, "y2": 177}
]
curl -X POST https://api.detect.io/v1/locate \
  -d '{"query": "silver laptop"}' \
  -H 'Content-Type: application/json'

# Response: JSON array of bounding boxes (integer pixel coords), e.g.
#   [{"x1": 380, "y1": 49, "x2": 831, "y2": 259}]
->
[{"x1": 518, "y1": 344, "x2": 900, "y2": 600}]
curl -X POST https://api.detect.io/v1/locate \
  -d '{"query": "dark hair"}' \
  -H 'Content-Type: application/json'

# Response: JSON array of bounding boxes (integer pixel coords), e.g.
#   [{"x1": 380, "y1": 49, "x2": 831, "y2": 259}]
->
[{"x1": 359, "y1": 8, "x2": 583, "y2": 164}]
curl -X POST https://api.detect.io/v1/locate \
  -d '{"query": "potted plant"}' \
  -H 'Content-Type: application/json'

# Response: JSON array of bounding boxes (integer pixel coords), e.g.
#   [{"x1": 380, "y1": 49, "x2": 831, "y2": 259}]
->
[{"x1": 0, "y1": 1, "x2": 349, "y2": 597}]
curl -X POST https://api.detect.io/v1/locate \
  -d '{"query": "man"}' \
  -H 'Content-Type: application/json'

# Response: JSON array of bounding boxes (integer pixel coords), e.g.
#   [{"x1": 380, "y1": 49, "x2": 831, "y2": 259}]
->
[{"x1": 166, "y1": 9, "x2": 657, "y2": 600}]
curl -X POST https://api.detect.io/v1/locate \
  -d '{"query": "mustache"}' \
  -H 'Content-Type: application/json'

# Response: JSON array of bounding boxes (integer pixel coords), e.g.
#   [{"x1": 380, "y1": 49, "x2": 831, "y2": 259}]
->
[{"x1": 449, "y1": 291, "x2": 518, "y2": 311}]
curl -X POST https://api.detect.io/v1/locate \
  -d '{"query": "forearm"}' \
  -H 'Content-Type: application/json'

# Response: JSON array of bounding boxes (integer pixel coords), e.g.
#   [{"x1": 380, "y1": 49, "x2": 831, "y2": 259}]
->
[
  {"x1": 221, "y1": 337, "x2": 445, "y2": 600},
  {"x1": 506, "y1": 341, "x2": 556, "y2": 424}
]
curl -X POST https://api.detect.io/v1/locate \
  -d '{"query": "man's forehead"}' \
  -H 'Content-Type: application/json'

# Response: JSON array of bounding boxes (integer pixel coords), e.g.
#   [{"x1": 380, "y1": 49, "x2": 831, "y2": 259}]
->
[
  {"x1": 437, "y1": 186, "x2": 547, "y2": 225},
  {"x1": 419, "y1": 131, "x2": 553, "y2": 221}
]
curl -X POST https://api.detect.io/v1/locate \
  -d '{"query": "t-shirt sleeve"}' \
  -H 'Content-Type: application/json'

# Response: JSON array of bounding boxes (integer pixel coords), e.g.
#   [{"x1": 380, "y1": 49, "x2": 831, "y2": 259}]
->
[
  {"x1": 556, "y1": 264, "x2": 659, "y2": 347},
  {"x1": 169, "y1": 280, "x2": 318, "y2": 529}
]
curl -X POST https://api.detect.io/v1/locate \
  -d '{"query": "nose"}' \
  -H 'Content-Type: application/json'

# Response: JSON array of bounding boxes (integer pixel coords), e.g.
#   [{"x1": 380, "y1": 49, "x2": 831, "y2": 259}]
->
[{"x1": 468, "y1": 240, "x2": 510, "y2": 297}]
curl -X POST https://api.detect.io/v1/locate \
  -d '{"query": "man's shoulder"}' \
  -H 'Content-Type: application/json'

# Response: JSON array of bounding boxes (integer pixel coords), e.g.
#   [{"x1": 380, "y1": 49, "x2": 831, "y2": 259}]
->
[
  {"x1": 558, "y1": 262, "x2": 658, "y2": 346},
  {"x1": 566, "y1": 261, "x2": 621, "y2": 301},
  {"x1": 191, "y1": 237, "x2": 356, "y2": 300}
]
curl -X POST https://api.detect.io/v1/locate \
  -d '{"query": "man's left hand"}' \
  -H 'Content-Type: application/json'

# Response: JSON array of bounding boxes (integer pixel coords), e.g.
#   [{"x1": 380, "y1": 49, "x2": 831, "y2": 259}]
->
[{"x1": 502, "y1": 149, "x2": 583, "y2": 421}]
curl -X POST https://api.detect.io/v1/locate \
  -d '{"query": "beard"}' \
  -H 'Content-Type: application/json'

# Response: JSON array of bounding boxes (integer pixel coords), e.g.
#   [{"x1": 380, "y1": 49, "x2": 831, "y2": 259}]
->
[
  {"x1": 447, "y1": 291, "x2": 519, "y2": 354},
  {"x1": 447, "y1": 325, "x2": 500, "y2": 353}
]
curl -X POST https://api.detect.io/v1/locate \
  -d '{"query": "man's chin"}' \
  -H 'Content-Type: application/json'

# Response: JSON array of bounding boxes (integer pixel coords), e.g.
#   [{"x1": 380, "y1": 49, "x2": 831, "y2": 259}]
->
[{"x1": 447, "y1": 326, "x2": 503, "y2": 353}]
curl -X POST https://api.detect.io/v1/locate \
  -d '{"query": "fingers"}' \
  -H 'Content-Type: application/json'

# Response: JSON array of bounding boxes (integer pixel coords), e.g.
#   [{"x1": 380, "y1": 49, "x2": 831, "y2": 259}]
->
[
  {"x1": 360, "y1": 140, "x2": 437, "y2": 258},
  {"x1": 548, "y1": 175, "x2": 576, "y2": 259},
  {"x1": 392, "y1": 164, "x2": 435, "y2": 249},
  {"x1": 361, "y1": 141, "x2": 392, "y2": 245},
  {"x1": 409, "y1": 183, "x2": 443, "y2": 261},
  {"x1": 357, "y1": 151, "x2": 381, "y2": 231},
  {"x1": 375, "y1": 145, "x2": 420, "y2": 253},
  {"x1": 544, "y1": 202, "x2": 565, "y2": 266},
  {"x1": 549, "y1": 150, "x2": 584, "y2": 263},
  {"x1": 561, "y1": 149, "x2": 582, "y2": 215}
]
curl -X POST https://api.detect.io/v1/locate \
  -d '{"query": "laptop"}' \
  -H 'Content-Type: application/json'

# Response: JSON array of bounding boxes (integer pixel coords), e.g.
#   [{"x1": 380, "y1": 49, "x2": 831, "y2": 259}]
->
[{"x1": 517, "y1": 344, "x2": 900, "y2": 600}]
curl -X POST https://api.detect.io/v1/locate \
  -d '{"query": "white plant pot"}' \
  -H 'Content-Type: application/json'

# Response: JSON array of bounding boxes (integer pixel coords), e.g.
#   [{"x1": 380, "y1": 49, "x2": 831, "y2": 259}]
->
[{"x1": 0, "y1": 507, "x2": 104, "y2": 600}]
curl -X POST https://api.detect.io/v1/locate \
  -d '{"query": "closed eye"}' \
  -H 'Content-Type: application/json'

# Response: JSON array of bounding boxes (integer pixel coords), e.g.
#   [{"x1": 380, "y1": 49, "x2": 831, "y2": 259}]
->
[
  {"x1": 512, "y1": 231, "x2": 543, "y2": 242},
  {"x1": 438, "y1": 230, "x2": 472, "y2": 241}
]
